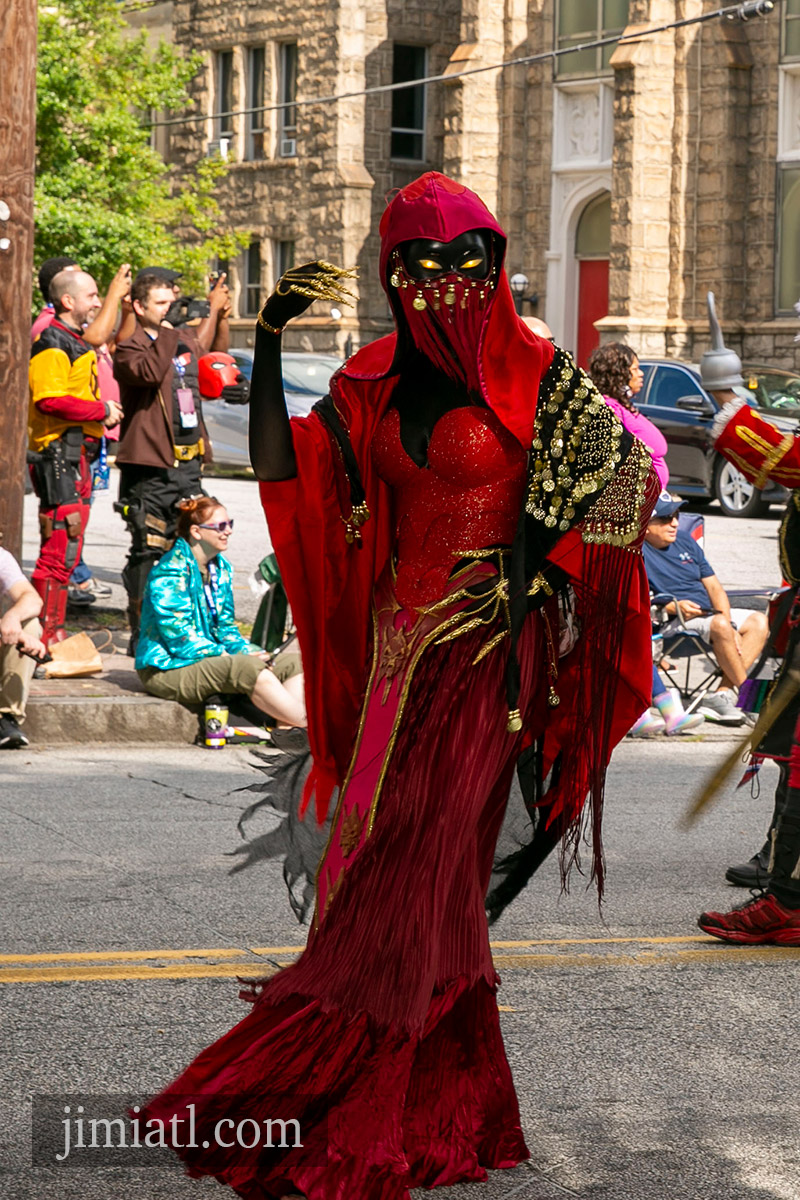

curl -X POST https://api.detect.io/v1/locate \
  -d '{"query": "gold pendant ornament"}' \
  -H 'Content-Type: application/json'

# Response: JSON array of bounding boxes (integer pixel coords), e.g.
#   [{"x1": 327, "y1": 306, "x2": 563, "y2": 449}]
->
[
  {"x1": 412, "y1": 291, "x2": 428, "y2": 311},
  {"x1": 390, "y1": 272, "x2": 400, "y2": 289},
  {"x1": 444, "y1": 284, "x2": 456, "y2": 306},
  {"x1": 506, "y1": 709, "x2": 523, "y2": 733}
]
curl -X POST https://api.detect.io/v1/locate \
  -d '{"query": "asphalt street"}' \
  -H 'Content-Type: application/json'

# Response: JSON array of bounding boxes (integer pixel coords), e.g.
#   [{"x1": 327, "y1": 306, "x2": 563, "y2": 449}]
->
[{"x1": 2, "y1": 741, "x2": 799, "y2": 1200}]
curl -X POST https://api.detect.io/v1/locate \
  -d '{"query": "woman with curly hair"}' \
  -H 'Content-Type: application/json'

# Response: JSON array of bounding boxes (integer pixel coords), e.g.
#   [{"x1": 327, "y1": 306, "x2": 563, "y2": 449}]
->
[{"x1": 587, "y1": 341, "x2": 669, "y2": 487}]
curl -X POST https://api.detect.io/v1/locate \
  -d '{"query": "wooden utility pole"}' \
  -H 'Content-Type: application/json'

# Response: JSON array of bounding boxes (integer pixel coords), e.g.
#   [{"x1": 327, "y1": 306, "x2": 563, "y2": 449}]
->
[{"x1": 0, "y1": 0, "x2": 37, "y2": 564}]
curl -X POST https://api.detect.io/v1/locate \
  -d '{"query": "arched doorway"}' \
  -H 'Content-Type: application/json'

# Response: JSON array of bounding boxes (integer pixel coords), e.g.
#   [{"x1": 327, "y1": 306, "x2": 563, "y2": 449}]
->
[{"x1": 575, "y1": 192, "x2": 610, "y2": 366}]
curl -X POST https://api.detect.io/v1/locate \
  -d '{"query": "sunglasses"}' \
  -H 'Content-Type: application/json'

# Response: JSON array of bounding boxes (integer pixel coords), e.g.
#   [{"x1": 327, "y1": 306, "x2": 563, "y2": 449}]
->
[{"x1": 199, "y1": 520, "x2": 234, "y2": 533}]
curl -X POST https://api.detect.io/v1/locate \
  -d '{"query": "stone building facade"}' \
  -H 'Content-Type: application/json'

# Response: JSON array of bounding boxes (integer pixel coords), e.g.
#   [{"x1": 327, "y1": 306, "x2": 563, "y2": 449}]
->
[{"x1": 130, "y1": 0, "x2": 800, "y2": 369}]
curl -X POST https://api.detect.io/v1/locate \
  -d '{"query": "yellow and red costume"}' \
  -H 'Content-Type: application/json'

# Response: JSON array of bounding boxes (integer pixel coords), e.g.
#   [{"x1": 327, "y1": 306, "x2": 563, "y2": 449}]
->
[
  {"x1": 28, "y1": 318, "x2": 107, "y2": 643},
  {"x1": 711, "y1": 396, "x2": 800, "y2": 909}
]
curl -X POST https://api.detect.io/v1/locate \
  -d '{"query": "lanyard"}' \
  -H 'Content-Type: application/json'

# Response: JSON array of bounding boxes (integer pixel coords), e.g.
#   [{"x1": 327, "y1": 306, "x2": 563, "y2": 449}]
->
[{"x1": 203, "y1": 559, "x2": 220, "y2": 624}]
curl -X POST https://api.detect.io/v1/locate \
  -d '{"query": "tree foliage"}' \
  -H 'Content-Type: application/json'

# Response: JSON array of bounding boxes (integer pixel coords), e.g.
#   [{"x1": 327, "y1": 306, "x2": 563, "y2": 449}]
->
[{"x1": 35, "y1": 0, "x2": 247, "y2": 293}]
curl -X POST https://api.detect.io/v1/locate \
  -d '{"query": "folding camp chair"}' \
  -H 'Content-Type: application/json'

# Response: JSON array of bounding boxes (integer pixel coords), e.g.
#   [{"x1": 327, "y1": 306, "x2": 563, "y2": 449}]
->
[{"x1": 648, "y1": 511, "x2": 772, "y2": 712}]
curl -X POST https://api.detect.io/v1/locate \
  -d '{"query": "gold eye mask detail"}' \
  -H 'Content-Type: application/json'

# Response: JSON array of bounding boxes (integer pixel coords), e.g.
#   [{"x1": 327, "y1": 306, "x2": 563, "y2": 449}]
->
[
  {"x1": 418, "y1": 259, "x2": 442, "y2": 271},
  {"x1": 459, "y1": 257, "x2": 485, "y2": 270}
]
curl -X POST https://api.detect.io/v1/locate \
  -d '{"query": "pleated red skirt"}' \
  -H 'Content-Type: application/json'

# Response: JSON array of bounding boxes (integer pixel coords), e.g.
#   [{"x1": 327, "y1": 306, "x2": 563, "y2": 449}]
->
[{"x1": 141, "y1": 569, "x2": 547, "y2": 1199}]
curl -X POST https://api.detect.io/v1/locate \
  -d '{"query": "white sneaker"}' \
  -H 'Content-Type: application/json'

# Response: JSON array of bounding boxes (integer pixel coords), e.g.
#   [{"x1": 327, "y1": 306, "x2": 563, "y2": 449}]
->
[
  {"x1": 697, "y1": 691, "x2": 744, "y2": 725},
  {"x1": 83, "y1": 577, "x2": 113, "y2": 599}
]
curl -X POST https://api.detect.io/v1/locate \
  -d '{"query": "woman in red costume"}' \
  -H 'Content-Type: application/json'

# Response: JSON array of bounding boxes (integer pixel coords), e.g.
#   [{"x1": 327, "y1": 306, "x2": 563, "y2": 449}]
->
[{"x1": 142, "y1": 173, "x2": 658, "y2": 1198}]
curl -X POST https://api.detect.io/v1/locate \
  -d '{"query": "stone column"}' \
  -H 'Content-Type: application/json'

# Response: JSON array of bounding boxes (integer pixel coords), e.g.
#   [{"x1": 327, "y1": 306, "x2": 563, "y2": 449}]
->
[
  {"x1": 597, "y1": 2, "x2": 677, "y2": 356},
  {"x1": 442, "y1": 0, "x2": 506, "y2": 213}
]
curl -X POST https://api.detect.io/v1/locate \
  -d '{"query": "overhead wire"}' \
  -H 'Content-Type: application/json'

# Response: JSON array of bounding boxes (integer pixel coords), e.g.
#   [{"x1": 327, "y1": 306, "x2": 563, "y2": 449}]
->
[{"x1": 144, "y1": 2, "x2": 774, "y2": 131}]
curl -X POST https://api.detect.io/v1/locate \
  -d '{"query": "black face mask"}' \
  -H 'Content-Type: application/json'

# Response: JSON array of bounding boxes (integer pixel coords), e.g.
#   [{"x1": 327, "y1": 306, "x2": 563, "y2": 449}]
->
[{"x1": 400, "y1": 231, "x2": 492, "y2": 282}]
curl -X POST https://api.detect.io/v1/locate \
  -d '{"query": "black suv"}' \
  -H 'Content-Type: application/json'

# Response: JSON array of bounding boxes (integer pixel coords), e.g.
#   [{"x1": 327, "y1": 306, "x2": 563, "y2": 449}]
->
[{"x1": 637, "y1": 360, "x2": 800, "y2": 517}]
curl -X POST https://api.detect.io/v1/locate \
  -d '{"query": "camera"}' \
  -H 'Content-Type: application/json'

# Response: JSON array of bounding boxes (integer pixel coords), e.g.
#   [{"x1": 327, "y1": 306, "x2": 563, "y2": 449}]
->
[{"x1": 165, "y1": 296, "x2": 211, "y2": 327}]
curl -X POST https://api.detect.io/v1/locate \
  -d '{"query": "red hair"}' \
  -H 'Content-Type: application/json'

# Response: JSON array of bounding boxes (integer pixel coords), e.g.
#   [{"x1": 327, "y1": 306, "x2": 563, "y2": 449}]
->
[{"x1": 176, "y1": 495, "x2": 224, "y2": 539}]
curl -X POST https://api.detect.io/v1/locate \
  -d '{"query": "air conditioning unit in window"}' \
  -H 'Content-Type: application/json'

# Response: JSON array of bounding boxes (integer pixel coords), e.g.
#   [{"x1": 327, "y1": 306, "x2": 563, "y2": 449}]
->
[
  {"x1": 206, "y1": 137, "x2": 230, "y2": 160},
  {"x1": 279, "y1": 137, "x2": 297, "y2": 158}
]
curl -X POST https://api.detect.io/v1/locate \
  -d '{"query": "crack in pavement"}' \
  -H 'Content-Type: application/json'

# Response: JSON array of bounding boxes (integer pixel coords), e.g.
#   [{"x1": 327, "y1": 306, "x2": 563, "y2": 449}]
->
[{"x1": 125, "y1": 772, "x2": 242, "y2": 810}]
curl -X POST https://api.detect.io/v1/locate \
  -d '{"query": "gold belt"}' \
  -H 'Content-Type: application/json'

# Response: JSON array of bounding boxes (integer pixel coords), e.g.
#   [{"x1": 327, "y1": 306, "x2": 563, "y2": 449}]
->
[{"x1": 173, "y1": 437, "x2": 204, "y2": 463}]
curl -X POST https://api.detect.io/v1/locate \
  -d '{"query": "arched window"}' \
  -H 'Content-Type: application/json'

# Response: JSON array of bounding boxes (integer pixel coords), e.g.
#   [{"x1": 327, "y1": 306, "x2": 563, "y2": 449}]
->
[{"x1": 575, "y1": 192, "x2": 611, "y2": 259}]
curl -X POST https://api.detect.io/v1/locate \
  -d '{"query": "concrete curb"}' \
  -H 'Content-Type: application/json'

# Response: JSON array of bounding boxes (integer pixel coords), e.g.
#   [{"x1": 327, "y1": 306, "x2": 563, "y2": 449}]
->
[
  {"x1": 25, "y1": 693, "x2": 199, "y2": 746},
  {"x1": 21, "y1": 646, "x2": 754, "y2": 750},
  {"x1": 25, "y1": 653, "x2": 200, "y2": 746}
]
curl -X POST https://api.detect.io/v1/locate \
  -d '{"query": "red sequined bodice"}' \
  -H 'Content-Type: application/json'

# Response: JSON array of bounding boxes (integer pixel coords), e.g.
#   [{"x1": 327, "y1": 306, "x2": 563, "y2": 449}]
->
[{"x1": 372, "y1": 404, "x2": 527, "y2": 609}]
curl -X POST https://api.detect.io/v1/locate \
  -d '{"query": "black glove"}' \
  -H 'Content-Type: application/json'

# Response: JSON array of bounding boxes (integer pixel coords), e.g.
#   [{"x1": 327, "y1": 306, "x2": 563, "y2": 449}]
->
[{"x1": 220, "y1": 373, "x2": 250, "y2": 405}]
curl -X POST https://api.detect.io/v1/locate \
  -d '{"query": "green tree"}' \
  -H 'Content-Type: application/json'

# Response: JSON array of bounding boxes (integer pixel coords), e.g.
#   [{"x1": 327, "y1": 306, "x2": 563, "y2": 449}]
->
[{"x1": 35, "y1": 0, "x2": 247, "y2": 295}]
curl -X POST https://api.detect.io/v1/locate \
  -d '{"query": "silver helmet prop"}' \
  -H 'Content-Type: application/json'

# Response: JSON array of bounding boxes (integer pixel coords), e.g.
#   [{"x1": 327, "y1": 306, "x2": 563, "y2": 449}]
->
[{"x1": 699, "y1": 291, "x2": 744, "y2": 392}]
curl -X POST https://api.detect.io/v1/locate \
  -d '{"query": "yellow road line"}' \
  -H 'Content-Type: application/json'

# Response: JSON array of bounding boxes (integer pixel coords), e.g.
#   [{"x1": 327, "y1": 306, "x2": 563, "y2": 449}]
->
[
  {"x1": 0, "y1": 948, "x2": 251, "y2": 965},
  {"x1": 489, "y1": 935, "x2": 710, "y2": 948},
  {"x1": 0, "y1": 947, "x2": 307, "y2": 966},
  {"x1": 1, "y1": 943, "x2": 799, "y2": 983},
  {"x1": 0, "y1": 963, "x2": 276, "y2": 985},
  {"x1": 493, "y1": 947, "x2": 800, "y2": 969},
  {"x1": 0, "y1": 934, "x2": 711, "y2": 967}
]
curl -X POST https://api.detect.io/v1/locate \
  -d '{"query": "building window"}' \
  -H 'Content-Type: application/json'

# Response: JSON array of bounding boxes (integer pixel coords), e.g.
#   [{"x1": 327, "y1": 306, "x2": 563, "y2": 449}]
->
[
  {"x1": 246, "y1": 47, "x2": 266, "y2": 159},
  {"x1": 215, "y1": 50, "x2": 235, "y2": 144},
  {"x1": 785, "y1": 0, "x2": 800, "y2": 59},
  {"x1": 555, "y1": 0, "x2": 628, "y2": 78},
  {"x1": 243, "y1": 241, "x2": 262, "y2": 316},
  {"x1": 273, "y1": 240, "x2": 295, "y2": 287},
  {"x1": 391, "y1": 44, "x2": 427, "y2": 161},
  {"x1": 777, "y1": 165, "x2": 800, "y2": 314},
  {"x1": 278, "y1": 42, "x2": 298, "y2": 157}
]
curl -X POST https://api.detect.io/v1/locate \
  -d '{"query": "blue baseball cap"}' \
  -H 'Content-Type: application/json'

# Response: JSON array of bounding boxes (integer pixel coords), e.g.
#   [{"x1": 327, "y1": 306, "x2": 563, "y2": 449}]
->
[{"x1": 653, "y1": 490, "x2": 687, "y2": 519}]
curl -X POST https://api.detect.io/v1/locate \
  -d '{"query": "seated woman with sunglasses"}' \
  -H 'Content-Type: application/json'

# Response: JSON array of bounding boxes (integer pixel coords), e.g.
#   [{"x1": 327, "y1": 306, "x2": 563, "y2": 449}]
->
[{"x1": 135, "y1": 495, "x2": 306, "y2": 728}]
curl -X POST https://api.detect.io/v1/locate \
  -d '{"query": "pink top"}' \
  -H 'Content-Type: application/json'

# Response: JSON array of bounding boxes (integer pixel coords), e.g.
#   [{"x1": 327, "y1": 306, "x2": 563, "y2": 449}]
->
[
  {"x1": 603, "y1": 396, "x2": 669, "y2": 489},
  {"x1": 31, "y1": 306, "x2": 55, "y2": 343}
]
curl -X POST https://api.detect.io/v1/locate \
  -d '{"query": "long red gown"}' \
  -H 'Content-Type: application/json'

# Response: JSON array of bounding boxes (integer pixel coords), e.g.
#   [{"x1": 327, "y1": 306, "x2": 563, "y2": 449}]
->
[{"x1": 140, "y1": 172, "x2": 655, "y2": 1199}]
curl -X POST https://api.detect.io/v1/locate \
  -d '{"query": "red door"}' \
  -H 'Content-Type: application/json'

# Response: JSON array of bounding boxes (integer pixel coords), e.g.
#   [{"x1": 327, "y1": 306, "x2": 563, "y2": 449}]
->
[{"x1": 576, "y1": 258, "x2": 609, "y2": 367}]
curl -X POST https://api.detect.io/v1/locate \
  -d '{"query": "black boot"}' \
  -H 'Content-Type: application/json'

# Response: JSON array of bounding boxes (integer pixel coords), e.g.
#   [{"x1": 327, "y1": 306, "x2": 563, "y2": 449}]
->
[{"x1": 725, "y1": 842, "x2": 772, "y2": 888}]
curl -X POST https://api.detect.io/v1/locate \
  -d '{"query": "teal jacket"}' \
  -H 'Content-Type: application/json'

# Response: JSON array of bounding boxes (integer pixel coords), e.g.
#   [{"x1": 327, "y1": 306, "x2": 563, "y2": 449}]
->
[{"x1": 136, "y1": 538, "x2": 257, "y2": 671}]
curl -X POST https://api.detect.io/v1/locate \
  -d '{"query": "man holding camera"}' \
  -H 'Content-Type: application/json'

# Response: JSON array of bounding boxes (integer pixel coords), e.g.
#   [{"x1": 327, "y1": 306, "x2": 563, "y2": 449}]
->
[
  {"x1": 112, "y1": 271, "x2": 243, "y2": 651},
  {"x1": 28, "y1": 270, "x2": 124, "y2": 645}
]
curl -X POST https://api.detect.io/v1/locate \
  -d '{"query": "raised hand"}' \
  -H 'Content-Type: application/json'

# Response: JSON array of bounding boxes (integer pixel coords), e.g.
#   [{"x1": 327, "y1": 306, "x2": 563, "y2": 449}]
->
[{"x1": 259, "y1": 261, "x2": 357, "y2": 332}]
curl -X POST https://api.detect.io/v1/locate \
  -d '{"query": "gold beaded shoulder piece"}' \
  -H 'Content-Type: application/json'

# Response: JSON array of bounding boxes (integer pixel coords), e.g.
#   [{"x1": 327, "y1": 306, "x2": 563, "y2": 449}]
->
[{"x1": 525, "y1": 348, "x2": 650, "y2": 547}]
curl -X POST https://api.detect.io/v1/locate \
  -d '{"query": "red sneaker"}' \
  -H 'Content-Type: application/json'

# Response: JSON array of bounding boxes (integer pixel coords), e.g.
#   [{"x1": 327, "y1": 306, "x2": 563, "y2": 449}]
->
[{"x1": 698, "y1": 893, "x2": 800, "y2": 945}]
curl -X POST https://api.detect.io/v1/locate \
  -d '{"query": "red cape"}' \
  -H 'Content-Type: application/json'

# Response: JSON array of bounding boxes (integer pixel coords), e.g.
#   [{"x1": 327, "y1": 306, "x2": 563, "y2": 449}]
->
[{"x1": 260, "y1": 173, "x2": 651, "y2": 825}]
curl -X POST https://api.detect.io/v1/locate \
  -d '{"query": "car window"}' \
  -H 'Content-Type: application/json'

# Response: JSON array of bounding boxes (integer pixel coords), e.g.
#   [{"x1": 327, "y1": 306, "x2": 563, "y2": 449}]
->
[
  {"x1": 644, "y1": 365, "x2": 705, "y2": 409},
  {"x1": 230, "y1": 352, "x2": 253, "y2": 381},
  {"x1": 744, "y1": 369, "x2": 800, "y2": 414},
  {"x1": 282, "y1": 357, "x2": 342, "y2": 394}
]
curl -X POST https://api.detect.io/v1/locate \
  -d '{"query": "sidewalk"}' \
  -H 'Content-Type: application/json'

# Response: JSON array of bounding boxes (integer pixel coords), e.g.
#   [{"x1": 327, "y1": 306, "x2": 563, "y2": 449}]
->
[
  {"x1": 23, "y1": 618, "x2": 751, "y2": 748},
  {"x1": 21, "y1": 472, "x2": 269, "y2": 747}
]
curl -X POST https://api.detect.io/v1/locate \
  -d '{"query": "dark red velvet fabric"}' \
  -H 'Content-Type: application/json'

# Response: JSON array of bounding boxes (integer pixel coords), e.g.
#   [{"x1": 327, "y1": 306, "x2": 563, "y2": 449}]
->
[{"x1": 141, "y1": 610, "x2": 545, "y2": 1198}]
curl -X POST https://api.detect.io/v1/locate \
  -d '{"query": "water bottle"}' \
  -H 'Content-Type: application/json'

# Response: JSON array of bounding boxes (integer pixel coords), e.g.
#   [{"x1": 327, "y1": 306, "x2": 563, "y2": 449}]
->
[
  {"x1": 92, "y1": 437, "x2": 110, "y2": 491},
  {"x1": 204, "y1": 699, "x2": 229, "y2": 749}
]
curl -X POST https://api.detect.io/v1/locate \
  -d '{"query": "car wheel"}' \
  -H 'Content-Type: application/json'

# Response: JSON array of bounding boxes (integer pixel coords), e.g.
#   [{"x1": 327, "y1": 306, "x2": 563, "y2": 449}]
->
[{"x1": 713, "y1": 457, "x2": 770, "y2": 517}]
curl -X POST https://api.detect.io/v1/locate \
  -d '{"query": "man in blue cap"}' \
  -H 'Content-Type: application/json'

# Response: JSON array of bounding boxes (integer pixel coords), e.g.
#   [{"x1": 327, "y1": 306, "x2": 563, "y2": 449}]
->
[{"x1": 643, "y1": 490, "x2": 768, "y2": 724}]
